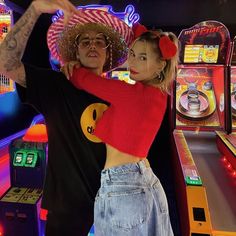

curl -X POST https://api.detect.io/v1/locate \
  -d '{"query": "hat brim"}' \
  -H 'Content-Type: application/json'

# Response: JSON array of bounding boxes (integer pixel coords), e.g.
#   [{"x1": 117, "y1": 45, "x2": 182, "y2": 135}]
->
[{"x1": 47, "y1": 9, "x2": 134, "y2": 72}]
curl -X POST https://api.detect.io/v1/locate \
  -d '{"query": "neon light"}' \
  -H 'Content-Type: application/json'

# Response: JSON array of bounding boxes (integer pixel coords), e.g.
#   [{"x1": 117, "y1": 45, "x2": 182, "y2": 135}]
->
[
  {"x1": 227, "y1": 163, "x2": 232, "y2": 169},
  {"x1": 40, "y1": 208, "x2": 48, "y2": 221},
  {"x1": 0, "y1": 223, "x2": 4, "y2": 236},
  {"x1": 125, "y1": 5, "x2": 140, "y2": 26},
  {"x1": 0, "y1": 129, "x2": 26, "y2": 149},
  {"x1": 0, "y1": 3, "x2": 11, "y2": 14},
  {"x1": 30, "y1": 114, "x2": 44, "y2": 127},
  {"x1": 221, "y1": 156, "x2": 236, "y2": 178}
]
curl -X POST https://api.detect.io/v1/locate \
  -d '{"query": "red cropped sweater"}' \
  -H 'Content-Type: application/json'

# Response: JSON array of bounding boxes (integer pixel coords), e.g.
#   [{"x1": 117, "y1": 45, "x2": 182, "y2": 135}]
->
[{"x1": 71, "y1": 68, "x2": 167, "y2": 158}]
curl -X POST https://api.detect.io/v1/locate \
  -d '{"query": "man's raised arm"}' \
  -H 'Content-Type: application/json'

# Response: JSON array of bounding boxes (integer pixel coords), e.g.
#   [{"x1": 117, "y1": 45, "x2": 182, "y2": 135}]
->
[{"x1": 0, "y1": 0, "x2": 77, "y2": 87}]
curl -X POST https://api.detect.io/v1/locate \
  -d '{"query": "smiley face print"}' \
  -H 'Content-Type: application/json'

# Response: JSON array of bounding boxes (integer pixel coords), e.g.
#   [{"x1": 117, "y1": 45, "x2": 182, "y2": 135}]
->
[{"x1": 80, "y1": 103, "x2": 108, "y2": 143}]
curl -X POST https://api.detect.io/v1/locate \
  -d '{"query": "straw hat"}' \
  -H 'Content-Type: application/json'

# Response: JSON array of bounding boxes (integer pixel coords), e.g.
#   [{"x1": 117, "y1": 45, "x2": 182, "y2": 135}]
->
[{"x1": 47, "y1": 9, "x2": 134, "y2": 72}]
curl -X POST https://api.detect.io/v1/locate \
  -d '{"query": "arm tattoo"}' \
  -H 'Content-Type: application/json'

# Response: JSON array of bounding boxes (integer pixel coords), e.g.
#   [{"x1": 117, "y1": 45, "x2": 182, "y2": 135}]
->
[{"x1": 0, "y1": 4, "x2": 40, "y2": 86}]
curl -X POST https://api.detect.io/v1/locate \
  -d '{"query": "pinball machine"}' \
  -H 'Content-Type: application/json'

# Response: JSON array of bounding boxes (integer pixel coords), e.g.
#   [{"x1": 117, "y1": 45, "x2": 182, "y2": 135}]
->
[{"x1": 172, "y1": 20, "x2": 236, "y2": 236}]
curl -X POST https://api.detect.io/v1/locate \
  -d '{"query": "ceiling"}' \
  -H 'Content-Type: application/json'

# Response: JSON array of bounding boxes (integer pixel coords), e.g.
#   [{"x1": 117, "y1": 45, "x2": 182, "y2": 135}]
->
[{"x1": 4, "y1": 0, "x2": 236, "y2": 35}]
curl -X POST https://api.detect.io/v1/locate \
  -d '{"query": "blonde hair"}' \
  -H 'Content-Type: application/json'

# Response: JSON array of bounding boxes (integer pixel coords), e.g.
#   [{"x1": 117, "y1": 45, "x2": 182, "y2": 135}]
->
[{"x1": 136, "y1": 31, "x2": 179, "y2": 93}]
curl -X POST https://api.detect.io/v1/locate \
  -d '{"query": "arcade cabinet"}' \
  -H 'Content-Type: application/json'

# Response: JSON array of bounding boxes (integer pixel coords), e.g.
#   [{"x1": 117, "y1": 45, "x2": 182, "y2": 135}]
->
[
  {"x1": 0, "y1": 124, "x2": 48, "y2": 236},
  {"x1": 0, "y1": 2, "x2": 14, "y2": 94},
  {"x1": 172, "y1": 20, "x2": 236, "y2": 236},
  {"x1": 215, "y1": 35, "x2": 236, "y2": 179}
]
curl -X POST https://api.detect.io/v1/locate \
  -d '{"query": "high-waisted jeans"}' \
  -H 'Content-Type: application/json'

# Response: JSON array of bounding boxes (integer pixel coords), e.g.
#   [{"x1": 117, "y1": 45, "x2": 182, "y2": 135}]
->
[{"x1": 94, "y1": 159, "x2": 174, "y2": 236}]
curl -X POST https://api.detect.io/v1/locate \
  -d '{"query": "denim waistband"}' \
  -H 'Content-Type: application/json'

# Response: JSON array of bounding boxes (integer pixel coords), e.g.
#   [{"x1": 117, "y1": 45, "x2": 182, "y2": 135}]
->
[{"x1": 101, "y1": 159, "x2": 150, "y2": 181}]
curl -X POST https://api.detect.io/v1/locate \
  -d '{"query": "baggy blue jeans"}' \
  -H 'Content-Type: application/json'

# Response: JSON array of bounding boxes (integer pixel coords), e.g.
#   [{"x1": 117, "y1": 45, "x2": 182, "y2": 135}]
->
[{"x1": 94, "y1": 160, "x2": 174, "y2": 236}]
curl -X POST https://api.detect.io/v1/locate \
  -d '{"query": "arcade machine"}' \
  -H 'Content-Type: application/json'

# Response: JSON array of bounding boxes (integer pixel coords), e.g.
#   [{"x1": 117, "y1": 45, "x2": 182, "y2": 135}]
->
[
  {"x1": 0, "y1": 1, "x2": 18, "y2": 198},
  {"x1": 215, "y1": 36, "x2": 236, "y2": 181},
  {"x1": 172, "y1": 20, "x2": 236, "y2": 236},
  {"x1": 0, "y1": 2, "x2": 14, "y2": 94},
  {"x1": 108, "y1": 67, "x2": 135, "y2": 84},
  {"x1": 0, "y1": 124, "x2": 48, "y2": 236},
  {"x1": 0, "y1": 114, "x2": 44, "y2": 197}
]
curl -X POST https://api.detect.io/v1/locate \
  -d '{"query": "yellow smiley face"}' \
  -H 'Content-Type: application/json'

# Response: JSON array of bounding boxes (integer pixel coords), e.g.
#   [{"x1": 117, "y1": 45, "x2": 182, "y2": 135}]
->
[{"x1": 80, "y1": 103, "x2": 108, "y2": 143}]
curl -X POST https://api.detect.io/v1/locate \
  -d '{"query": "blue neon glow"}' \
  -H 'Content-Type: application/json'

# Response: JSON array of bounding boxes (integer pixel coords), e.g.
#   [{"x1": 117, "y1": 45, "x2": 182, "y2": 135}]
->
[
  {"x1": 0, "y1": 129, "x2": 26, "y2": 150},
  {"x1": 0, "y1": 91, "x2": 19, "y2": 116},
  {"x1": 30, "y1": 114, "x2": 45, "y2": 127},
  {"x1": 0, "y1": 3, "x2": 12, "y2": 14}
]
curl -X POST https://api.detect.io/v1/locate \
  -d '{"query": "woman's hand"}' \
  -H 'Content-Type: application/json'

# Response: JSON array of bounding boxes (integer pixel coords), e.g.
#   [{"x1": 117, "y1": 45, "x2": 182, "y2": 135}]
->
[{"x1": 60, "y1": 61, "x2": 81, "y2": 79}]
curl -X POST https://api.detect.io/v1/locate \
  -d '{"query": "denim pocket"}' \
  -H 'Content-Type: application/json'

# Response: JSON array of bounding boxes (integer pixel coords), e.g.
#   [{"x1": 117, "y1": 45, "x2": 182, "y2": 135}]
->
[{"x1": 108, "y1": 188, "x2": 147, "y2": 231}]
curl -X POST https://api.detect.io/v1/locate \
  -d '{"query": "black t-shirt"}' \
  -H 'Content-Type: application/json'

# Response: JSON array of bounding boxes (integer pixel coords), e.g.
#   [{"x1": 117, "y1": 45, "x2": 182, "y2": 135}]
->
[{"x1": 17, "y1": 64, "x2": 106, "y2": 217}]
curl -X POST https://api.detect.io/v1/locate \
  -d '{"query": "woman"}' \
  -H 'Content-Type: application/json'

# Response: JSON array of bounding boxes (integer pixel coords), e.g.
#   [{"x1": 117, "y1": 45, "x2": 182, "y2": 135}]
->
[{"x1": 67, "y1": 30, "x2": 179, "y2": 236}]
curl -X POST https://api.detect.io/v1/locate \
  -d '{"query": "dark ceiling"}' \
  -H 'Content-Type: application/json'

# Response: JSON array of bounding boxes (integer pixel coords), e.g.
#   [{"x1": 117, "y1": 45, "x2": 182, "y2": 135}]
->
[
  {"x1": 3, "y1": 0, "x2": 236, "y2": 67},
  {"x1": 5, "y1": 0, "x2": 236, "y2": 32}
]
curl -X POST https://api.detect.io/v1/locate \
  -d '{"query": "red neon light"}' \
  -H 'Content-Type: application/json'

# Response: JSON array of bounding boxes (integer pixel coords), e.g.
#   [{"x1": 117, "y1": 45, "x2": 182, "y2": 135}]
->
[
  {"x1": 221, "y1": 156, "x2": 236, "y2": 177},
  {"x1": 0, "y1": 223, "x2": 4, "y2": 236},
  {"x1": 227, "y1": 163, "x2": 232, "y2": 169},
  {"x1": 40, "y1": 208, "x2": 48, "y2": 221}
]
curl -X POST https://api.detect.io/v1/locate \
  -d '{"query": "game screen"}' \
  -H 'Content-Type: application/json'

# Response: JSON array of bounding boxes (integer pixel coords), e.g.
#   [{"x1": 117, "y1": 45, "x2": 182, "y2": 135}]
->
[
  {"x1": 110, "y1": 70, "x2": 135, "y2": 84},
  {"x1": 184, "y1": 45, "x2": 219, "y2": 63},
  {"x1": 0, "y1": 4, "x2": 11, "y2": 44},
  {"x1": 13, "y1": 151, "x2": 38, "y2": 167},
  {"x1": 179, "y1": 21, "x2": 230, "y2": 65},
  {"x1": 13, "y1": 152, "x2": 24, "y2": 166},
  {"x1": 25, "y1": 153, "x2": 38, "y2": 168}
]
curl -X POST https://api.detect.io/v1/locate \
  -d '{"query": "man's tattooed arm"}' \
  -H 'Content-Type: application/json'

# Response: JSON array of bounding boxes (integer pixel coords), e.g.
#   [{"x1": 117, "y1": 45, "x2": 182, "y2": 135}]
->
[
  {"x1": 0, "y1": 3, "x2": 41, "y2": 87},
  {"x1": 0, "y1": 0, "x2": 77, "y2": 87}
]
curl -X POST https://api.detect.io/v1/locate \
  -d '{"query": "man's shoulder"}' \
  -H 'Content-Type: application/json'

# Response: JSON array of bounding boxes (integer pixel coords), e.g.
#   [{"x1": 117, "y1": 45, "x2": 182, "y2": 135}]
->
[{"x1": 24, "y1": 63, "x2": 59, "y2": 77}]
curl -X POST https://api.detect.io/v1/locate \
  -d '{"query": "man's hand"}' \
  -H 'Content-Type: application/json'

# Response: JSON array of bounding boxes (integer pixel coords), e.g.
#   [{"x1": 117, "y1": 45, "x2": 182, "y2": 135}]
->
[
  {"x1": 60, "y1": 61, "x2": 81, "y2": 80},
  {"x1": 32, "y1": 0, "x2": 78, "y2": 24}
]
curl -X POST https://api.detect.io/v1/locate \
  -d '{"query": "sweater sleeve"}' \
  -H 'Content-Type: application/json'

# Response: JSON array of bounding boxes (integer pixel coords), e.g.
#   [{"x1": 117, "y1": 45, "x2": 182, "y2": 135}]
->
[{"x1": 70, "y1": 68, "x2": 138, "y2": 104}]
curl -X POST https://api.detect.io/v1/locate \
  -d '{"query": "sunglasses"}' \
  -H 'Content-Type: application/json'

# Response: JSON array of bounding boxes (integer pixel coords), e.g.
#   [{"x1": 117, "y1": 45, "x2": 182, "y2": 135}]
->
[{"x1": 75, "y1": 33, "x2": 110, "y2": 50}]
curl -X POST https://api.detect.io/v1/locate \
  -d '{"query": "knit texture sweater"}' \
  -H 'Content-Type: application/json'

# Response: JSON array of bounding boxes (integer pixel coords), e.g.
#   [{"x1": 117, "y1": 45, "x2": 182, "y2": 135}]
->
[{"x1": 71, "y1": 68, "x2": 167, "y2": 157}]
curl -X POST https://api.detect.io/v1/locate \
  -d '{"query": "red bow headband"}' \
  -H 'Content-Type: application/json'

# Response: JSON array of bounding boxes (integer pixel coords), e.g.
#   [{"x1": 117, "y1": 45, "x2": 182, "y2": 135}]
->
[
  {"x1": 158, "y1": 35, "x2": 177, "y2": 60},
  {"x1": 132, "y1": 23, "x2": 177, "y2": 60}
]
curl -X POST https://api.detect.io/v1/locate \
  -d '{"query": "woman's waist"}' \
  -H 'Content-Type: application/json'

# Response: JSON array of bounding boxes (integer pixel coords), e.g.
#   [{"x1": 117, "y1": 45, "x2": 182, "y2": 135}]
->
[{"x1": 104, "y1": 144, "x2": 147, "y2": 169}]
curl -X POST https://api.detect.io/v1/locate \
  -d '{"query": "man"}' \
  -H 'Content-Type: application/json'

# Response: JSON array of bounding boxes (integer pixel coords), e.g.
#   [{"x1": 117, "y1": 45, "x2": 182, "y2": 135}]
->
[{"x1": 0, "y1": 0, "x2": 133, "y2": 235}]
